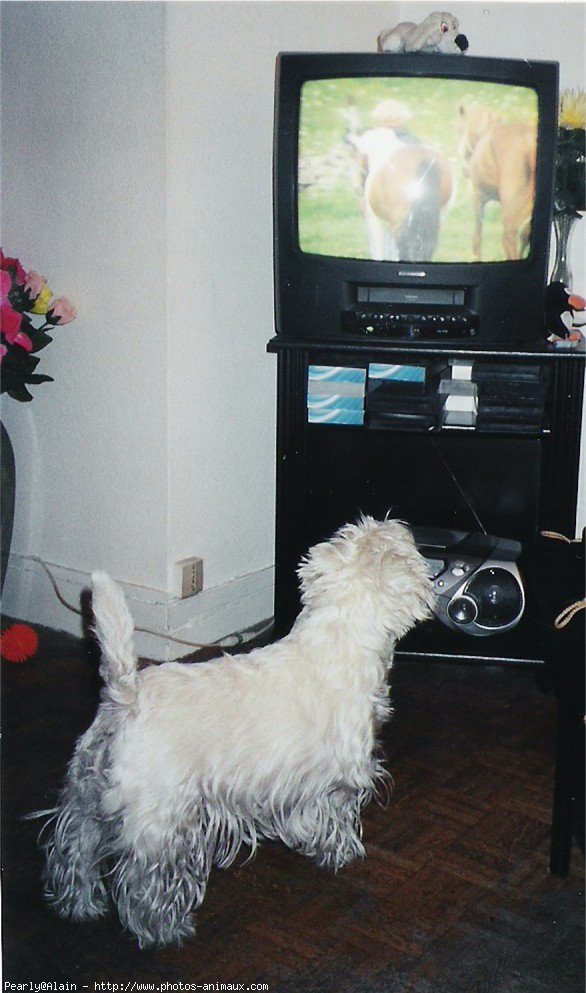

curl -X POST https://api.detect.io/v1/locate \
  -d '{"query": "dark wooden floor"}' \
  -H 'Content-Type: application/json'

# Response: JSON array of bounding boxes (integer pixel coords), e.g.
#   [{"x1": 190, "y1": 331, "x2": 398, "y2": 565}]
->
[{"x1": 2, "y1": 622, "x2": 584, "y2": 991}]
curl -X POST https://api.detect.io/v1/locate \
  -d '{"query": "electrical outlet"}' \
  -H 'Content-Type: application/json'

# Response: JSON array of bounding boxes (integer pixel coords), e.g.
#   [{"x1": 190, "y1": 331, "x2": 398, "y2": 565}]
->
[{"x1": 177, "y1": 557, "x2": 204, "y2": 598}]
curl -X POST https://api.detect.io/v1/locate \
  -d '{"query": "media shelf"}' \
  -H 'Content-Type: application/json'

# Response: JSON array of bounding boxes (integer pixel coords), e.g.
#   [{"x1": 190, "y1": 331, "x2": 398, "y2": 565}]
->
[{"x1": 267, "y1": 336, "x2": 585, "y2": 664}]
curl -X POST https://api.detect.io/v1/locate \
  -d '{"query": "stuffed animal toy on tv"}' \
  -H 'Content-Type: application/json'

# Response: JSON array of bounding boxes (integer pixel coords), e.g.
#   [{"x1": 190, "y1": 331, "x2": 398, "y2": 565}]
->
[{"x1": 378, "y1": 11, "x2": 468, "y2": 54}]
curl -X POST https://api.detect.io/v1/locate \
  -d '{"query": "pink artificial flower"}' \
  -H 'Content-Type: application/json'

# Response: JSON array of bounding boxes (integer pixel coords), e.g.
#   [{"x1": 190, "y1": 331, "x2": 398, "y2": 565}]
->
[
  {"x1": 12, "y1": 329, "x2": 33, "y2": 351},
  {"x1": 24, "y1": 270, "x2": 48, "y2": 303},
  {"x1": 0, "y1": 343, "x2": 8, "y2": 363},
  {"x1": 46, "y1": 297, "x2": 77, "y2": 325}
]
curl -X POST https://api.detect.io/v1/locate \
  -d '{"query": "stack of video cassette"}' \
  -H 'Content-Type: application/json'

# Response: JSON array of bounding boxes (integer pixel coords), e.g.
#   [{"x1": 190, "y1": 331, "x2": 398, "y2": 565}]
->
[
  {"x1": 472, "y1": 363, "x2": 549, "y2": 433},
  {"x1": 307, "y1": 365, "x2": 366, "y2": 425},
  {"x1": 365, "y1": 362, "x2": 447, "y2": 430},
  {"x1": 438, "y1": 361, "x2": 478, "y2": 429}
]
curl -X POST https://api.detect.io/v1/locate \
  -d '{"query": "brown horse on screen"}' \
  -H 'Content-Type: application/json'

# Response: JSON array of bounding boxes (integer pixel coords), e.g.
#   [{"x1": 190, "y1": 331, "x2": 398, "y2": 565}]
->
[
  {"x1": 459, "y1": 104, "x2": 537, "y2": 261},
  {"x1": 347, "y1": 126, "x2": 454, "y2": 262}
]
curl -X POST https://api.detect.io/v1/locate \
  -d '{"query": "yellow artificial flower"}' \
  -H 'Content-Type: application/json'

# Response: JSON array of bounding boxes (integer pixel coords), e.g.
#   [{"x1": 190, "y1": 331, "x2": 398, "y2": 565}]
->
[
  {"x1": 29, "y1": 283, "x2": 53, "y2": 314},
  {"x1": 559, "y1": 88, "x2": 585, "y2": 130}
]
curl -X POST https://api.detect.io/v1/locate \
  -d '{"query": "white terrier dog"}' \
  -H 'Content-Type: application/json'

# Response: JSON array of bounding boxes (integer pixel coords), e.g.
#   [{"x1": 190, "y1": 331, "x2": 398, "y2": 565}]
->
[{"x1": 41, "y1": 517, "x2": 434, "y2": 948}]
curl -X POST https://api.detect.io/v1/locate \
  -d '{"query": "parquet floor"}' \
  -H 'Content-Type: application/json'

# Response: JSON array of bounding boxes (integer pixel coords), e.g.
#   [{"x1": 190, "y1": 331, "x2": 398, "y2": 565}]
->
[{"x1": 2, "y1": 624, "x2": 583, "y2": 991}]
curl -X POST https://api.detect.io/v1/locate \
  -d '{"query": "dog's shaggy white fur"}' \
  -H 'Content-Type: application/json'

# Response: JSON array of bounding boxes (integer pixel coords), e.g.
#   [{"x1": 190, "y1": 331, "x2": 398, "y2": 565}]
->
[{"x1": 41, "y1": 517, "x2": 434, "y2": 948}]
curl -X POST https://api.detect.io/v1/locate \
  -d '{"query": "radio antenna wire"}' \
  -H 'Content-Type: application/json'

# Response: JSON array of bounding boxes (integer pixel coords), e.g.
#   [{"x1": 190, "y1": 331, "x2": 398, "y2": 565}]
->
[{"x1": 429, "y1": 437, "x2": 487, "y2": 535}]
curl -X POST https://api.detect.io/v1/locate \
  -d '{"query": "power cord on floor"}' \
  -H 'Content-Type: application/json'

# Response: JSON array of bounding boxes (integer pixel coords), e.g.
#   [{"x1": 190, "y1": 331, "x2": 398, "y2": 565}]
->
[{"x1": 30, "y1": 556, "x2": 274, "y2": 651}]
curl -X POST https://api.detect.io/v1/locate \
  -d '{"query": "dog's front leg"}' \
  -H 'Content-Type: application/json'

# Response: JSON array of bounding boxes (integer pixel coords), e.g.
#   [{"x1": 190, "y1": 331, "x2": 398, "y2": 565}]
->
[{"x1": 291, "y1": 789, "x2": 366, "y2": 871}]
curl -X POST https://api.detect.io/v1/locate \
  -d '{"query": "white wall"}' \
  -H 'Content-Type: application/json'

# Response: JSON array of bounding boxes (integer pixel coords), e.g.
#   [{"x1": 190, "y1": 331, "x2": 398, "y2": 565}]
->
[
  {"x1": 164, "y1": 0, "x2": 402, "y2": 598},
  {"x1": 1, "y1": 2, "x2": 173, "y2": 647},
  {"x1": 2, "y1": 1, "x2": 584, "y2": 654},
  {"x1": 1, "y1": 1, "x2": 399, "y2": 654}
]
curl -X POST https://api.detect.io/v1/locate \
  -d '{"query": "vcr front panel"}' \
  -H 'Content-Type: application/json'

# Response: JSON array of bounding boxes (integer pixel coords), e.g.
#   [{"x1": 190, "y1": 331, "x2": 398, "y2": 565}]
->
[{"x1": 342, "y1": 306, "x2": 479, "y2": 339}]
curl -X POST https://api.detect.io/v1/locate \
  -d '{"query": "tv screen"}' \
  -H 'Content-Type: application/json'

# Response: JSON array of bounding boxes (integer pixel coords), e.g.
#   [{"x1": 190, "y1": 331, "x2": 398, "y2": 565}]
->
[{"x1": 298, "y1": 77, "x2": 538, "y2": 264}]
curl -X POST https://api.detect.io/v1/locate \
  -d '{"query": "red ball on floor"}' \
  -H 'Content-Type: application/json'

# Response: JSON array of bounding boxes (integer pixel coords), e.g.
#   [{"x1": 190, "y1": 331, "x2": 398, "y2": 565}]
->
[{"x1": 0, "y1": 623, "x2": 39, "y2": 663}]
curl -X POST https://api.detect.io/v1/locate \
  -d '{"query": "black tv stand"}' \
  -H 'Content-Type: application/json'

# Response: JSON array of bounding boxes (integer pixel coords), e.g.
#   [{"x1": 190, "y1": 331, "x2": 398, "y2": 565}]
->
[{"x1": 267, "y1": 335, "x2": 585, "y2": 665}]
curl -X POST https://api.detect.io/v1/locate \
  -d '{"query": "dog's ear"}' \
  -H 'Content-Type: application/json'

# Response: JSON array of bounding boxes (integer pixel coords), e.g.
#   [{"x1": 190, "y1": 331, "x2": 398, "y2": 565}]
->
[
  {"x1": 377, "y1": 536, "x2": 436, "y2": 638},
  {"x1": 297, "y1": 539, "x2": 346, "y2": 605},
  {"x1": 297, "y1": 518, "x2": 373, "y2": 604}
]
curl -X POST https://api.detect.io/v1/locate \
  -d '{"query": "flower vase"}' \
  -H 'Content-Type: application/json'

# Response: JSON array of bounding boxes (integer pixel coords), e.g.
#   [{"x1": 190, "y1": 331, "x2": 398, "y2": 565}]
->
[
  {"x1": 1, "y1": 421, "x2": 16, "y2": 594},
  {"x1": 551, "y1": 211, "x2": 580, "y2": 289}
]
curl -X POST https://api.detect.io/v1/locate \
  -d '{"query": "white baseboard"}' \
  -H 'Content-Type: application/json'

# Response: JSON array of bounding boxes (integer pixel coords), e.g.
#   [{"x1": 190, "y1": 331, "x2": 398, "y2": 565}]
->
[{"x1": 1, "y1": 554, "x2": 275, "y2": 660}]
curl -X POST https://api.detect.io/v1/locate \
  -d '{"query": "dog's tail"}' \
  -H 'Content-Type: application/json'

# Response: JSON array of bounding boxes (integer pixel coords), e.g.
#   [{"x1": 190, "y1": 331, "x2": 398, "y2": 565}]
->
[{"x1": 91, "y1": 571, "x2": 139, "y2": 708}]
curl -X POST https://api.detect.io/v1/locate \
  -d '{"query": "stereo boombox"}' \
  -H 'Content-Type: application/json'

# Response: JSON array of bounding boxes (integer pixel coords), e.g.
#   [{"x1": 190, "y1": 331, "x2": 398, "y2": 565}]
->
[{"x1": 412, "y1": 527, "x2": 525, "y2": 637}]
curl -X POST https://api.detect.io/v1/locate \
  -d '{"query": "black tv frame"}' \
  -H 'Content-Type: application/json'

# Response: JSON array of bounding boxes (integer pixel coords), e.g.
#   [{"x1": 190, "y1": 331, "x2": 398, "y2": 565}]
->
[{"x1": 273, "y1": 53, "x2": 559, "y2": 347}]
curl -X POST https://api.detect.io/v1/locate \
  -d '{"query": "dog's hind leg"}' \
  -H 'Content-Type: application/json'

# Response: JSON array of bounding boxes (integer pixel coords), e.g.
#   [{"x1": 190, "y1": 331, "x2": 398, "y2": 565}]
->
[
  {"x1": 41, "y1": 701, "x2": 132, "y2": 922},
  {"x1": 110, "y1": 825, "x2": 211, "y2": 949},
  {"x1": 42, "y1": 737, "x2": 111, "y2": 921}
]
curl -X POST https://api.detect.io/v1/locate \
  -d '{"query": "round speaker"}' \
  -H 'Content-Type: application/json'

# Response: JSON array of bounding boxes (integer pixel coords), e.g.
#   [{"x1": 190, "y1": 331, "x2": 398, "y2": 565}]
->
[
  {"x1": 447, "y1": 594, "x2": 478, "y2": 626},
  {"x1": 464, "y1": 567, "x2": 524, "y2": 629},
  {"x1": 416, "y1": 529, "x2": 526, "y2": 637},
  {"x1": 444, "y1": 566, "x2": 524, "y2": 635}
]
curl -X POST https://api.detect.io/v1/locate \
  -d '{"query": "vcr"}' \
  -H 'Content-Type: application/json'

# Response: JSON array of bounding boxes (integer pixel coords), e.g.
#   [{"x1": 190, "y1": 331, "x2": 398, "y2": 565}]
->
[{"x1": 342, "y1": 305, "x2": 479, "y2": 339}]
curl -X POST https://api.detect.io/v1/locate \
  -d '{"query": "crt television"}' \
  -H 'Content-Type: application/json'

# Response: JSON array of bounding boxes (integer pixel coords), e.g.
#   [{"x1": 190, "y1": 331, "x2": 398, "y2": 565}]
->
[{"x1": 273, "y1": 53, "x2": 559, "y2": 345}]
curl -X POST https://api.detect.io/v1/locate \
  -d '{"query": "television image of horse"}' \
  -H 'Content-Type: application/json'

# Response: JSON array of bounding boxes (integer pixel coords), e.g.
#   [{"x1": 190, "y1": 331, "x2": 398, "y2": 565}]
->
[
  {"x1": 458, "y1": 103, "x2": 537, "y2": 260},
  {"x1": 346, "y1": 120, "x2": 454, "y2": 262},
  {"x1": 296, "y1": 77, "x2": 539, "y2": 266}
]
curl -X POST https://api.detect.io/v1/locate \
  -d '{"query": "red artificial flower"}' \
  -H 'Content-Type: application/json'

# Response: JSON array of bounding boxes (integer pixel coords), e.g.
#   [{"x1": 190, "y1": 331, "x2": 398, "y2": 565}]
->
[
  {"x1": 1, "y1": 302, "x2": 23, "y2": 339},
  {"x1": 1, "y1": 259, "x2": 33, "y2": 349},
  {"x1": 0, "y1": 304, "x2": 33, "y2": 351},
  {"x1": 0, "y1": 250, "x2": 27, "y2": 285},
  {"x1": 0, "y1": 269, "x2": 12, "y2": 305}
]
